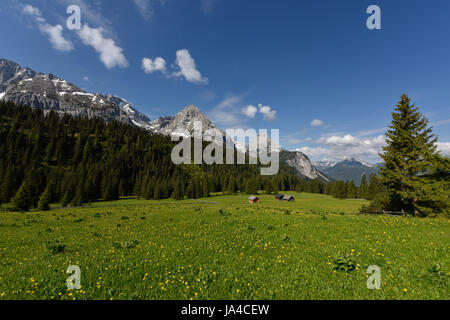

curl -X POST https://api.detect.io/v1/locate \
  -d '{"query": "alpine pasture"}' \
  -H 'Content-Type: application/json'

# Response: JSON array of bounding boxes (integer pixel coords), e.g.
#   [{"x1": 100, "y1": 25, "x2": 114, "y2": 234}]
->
[{"x1": 0, "y1": 192, "x2": 448, "y2": 300}]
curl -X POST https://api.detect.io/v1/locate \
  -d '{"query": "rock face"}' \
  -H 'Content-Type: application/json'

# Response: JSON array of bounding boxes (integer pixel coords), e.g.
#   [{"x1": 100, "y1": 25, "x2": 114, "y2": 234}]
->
[
  {"x1": 280, "y1": 150, "x2": 329, "y2": 181},
  {"x1": 150, "y1": 105, "x2": 227, "y2": 142},
  {"x1": 96, "y1": 94, "x2": 152, "y2": 129},
  {"x1": 312, "y1": 160, "x2": 337, "y2": 172},
  {"x1": 0, "y1": 59, "x2": 36, "y2": 92},
  {"x1": 0, "y1": 58, "x2": 151, "y2": 126}
]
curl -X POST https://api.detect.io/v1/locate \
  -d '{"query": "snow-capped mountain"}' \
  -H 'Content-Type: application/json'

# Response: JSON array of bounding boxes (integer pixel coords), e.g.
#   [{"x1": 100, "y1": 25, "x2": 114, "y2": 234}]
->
[
  {"x1": 312, "y1": 160, "x2": 337, "y2": 172},
  {"x1": 150, "y1": 105, "x2": 226, "y2": 140},
  {"x1": 320, "y1": 158, "x2": 379, "y2": 185},
  {"x1": 0, "y1": 58, "x2": 329, "y2": 180},
  {"x1": 96, "y1": 94, "x2": 152, "y2": 129},
  {"x1": 148, "y1": 105, "x2": 241, "y2": 151},
  {"x1": 0, "y1": 58, "x2": 152, "y2": 127}
]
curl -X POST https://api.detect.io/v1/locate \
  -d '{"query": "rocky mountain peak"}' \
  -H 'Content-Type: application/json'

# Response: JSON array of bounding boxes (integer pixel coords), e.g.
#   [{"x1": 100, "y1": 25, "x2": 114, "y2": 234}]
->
[
  {"x1": 151, "y1": 104, "x2": 222, "y2": 139},
  {"x1": 0, "y1": 58, "x2": 154, "y2": 127},
  {"x1": 0, "y1": 58, "x2": 37, "y2": 92},
  {"x1": 176, "y1": 105, "x2": 211, "y2": 125}
]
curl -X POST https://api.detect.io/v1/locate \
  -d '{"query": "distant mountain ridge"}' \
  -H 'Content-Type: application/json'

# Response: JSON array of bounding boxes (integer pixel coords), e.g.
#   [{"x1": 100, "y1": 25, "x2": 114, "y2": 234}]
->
[
  {"x1": 312, "y1": 160, "x2": 337, "y2": 172},
  {"x1": 319, "y1": 158, "x2": 380, "y2": 185}
]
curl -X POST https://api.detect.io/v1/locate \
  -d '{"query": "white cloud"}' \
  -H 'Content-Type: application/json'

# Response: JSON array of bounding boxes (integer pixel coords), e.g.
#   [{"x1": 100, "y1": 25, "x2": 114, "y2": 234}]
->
[
  {"x1": 83, "y1": 76, "x2": 89, "y2": 81},
  {"x1": 208, "y1": 94, "x2": 249, "y2": 128},
  {"x1": 297, "y1": 134, "x2": 387, "y2": 162},
  {"x1": 142, "y1": 57, "x2": 166, "y2": 74},
  {"x1": 299, "y1": 134, "x2": 450, "y2": 161},
  {"x1": 22, "y1": 4, "x2": 73, "y2": 52},
  {"x1": 242, "y1": 105, "x2": 258, "y2": 118},
  {"x1": 23, "y1": 4, "x2": 43, "y2": 19},
  {"x1": 172, "y1": 49, "x2": 208, "y2": 84},
  {"x1": 258, "y1": 104, "x2": 276, "y2": 121},
  {"x1": 310, "y1": 119, "x2": 324, "y2": 127},
  {"x1": 39, "y1": 24, "x2": 74, "y2": 52},
  {"x1": 437, "y1": 142, "x2": 450, "y2": 155},
  {"x1": 78, "y1": 25, "x2": 129, "y2": 69}
]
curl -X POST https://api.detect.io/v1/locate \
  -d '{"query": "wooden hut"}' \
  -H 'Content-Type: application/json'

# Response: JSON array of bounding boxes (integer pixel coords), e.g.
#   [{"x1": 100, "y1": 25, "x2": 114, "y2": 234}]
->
[
  {"x1": 248, "y1": 196, "x2": 260, "y2": 204},
  {"x1": 281, "y1": 195, "x2": 295, "y2": 202},
  {"x1": 275, "y1": 194, "x2": 283, "y2": 201}
]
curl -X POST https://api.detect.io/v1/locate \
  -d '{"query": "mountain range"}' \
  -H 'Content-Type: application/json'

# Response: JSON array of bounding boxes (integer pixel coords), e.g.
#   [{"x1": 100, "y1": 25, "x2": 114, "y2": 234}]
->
[
  {"x1": 313, "y1": 158, "x2": 380, "y2": 185},
  {"x1": 0, "y1": 58, "x2": 378, "y2": 182}
]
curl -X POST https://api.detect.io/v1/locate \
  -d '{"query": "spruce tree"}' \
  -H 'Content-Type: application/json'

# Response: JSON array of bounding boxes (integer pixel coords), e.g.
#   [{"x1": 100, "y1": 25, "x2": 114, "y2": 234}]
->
[
  {"x1": 11, "y1": 182, "x2": 31, "y2": 212},
  {"x1": 379, "y1": 94, "x2": 444, "y2": 215},
  {"x1": 153, "y1": 181, "x2": 162, "y2": 200},
  {"x1": 347, "y1": 181, "x2": 357, "y2": 199},
  {"x1": 272, "y1": 182, "x2": 279, "y2": 195},
  {"x1": 202, "y1": 180, "x2": 210, "y2": 198},
  {"x1": 38, "y1": 188, "x2": 51, "y2": 211},
  {"x1": 227, "y1": 177, "x2": 237, "y2": 194},
  {"x1": 245, "y1": 179, "x2": 257, "y2": 195},
  {"x1": 264, "y1": 181, "x2": 273, "y2": 195},
  {"x1": 61, "y1": 192, "x2": 70, "y2": 207},
  {"x1": 367, "y1": 174, "x2": 381, "y2": 200},
  {"x1": 172, "y1": 182, "x2": 184, "y2": 200},
  {"x1": 359, "y1": 174, "x2": 368, "y2": 199}
]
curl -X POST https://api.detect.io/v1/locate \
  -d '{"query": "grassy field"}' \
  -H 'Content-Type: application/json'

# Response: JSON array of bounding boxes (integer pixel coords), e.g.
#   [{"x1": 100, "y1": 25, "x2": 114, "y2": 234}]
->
[{"x1": 0, "y1": 192, "x2": 448, "y2": 300}]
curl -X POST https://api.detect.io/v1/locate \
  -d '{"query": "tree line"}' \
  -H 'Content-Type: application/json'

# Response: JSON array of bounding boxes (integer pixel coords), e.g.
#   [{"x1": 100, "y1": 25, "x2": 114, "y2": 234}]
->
[{"x1": 1, "y1": 94, "x2": 447, "y2": 216}]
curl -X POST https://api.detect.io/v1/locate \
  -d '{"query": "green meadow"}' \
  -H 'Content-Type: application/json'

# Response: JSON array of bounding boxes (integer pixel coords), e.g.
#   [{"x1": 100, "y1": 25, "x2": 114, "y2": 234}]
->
[{"x1": 0, "y1": 192, "x2": 448, "y2": 300}]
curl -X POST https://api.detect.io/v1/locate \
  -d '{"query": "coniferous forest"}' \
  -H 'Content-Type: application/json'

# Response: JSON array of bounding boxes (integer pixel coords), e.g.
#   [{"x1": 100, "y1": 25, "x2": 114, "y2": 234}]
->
[{"x1": 0, "y1": 101, "x2": 324, "y2": 211}]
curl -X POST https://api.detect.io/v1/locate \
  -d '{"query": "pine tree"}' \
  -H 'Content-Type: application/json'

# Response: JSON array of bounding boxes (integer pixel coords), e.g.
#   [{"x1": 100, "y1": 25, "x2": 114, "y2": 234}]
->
[
  {"x1": 379, "y1": 94, "x2": 445, "y2": 215},
  {"x1": 264, "y1": 181, "x2": 273, "y2": 195},
  {"x1": 185, "y1": 183, "x2": 194, "y2": 199},
  {"x1": 61, "y1": 191, "x2": 70, "y2": 207},
  {"x1": 245, "y1": 179, "x2": 257, "y2": 195},
  {"x1": 172, "y1": 181, "x2": 184, "y2": 200},
  {"x1": 153, "y1": 181, "x2": 162, "y2": 200},
  {"x1": 347, "y1": 181, "x2": 357, "y2": 199},
  {"x1": 202, "y1": 180, "x2": 210, "y2": 198},
  {"x1": 359, "y1": 174, "x2": 368, "y2": 199},
  {"x1": 272, "y1": 182, "x2": 279, "y2": 195},
  {"x1": 227, "y1": 177, "x2": 237, "y2": 194},
  {"x1": 367, "y1": 174, "x2": 382, "y2": 200},
  {"x1": 11, "y1": 182, "x2": 31, "y2": 212},
  {"x1": 38, "y1": 188, "x2": 51, "y2": 211}
]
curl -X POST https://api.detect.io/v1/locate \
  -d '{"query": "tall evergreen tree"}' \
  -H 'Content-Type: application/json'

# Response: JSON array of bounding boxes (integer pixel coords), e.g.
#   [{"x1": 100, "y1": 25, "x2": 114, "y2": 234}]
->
[
  {"x1": 11, "y1": 181, "x2": 31, "y2": 212},
  {"x1": 359, "y1": 174, "x2": 368, "y2": 199},
  {"x1": 379, "y1": 94, "x2": 445, "y2": 215},
  {"x1": 172, "y1": 181, "x2": 184, "y2": 200},
  {"x1": 264, "y1": 181, "x2": 273, "y2": 195},
  {"x1": 38, "y1": 188, "x2": 51, "y2": 211},
  {"x1": 227, "y1": 177, "x2": 237, "y2": 194},
  {"x1": 347, "y1": 181, "x2": 357, "y2": 199},
  {"x1": 245, "y1": 179, "x2": 257, "y2": 195}
]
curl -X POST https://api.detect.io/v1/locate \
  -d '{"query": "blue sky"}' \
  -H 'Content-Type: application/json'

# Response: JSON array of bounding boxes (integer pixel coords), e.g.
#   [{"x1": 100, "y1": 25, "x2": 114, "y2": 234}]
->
[{"x1": 1, "y1": 0, "x2": 449, "y2": 162}]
